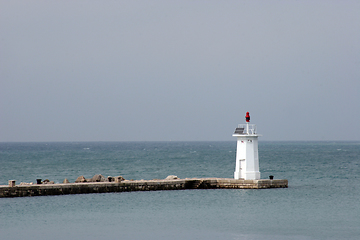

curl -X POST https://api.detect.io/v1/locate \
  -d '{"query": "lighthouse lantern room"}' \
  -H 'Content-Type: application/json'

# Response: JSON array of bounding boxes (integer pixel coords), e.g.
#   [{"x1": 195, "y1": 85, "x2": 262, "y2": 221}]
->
[{"x1": 233, "y1": 112, "x2": 261, "y2": 180}]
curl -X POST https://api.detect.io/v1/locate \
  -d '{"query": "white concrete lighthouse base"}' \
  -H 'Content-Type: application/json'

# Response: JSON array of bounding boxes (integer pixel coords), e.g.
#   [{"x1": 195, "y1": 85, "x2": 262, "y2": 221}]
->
[
  {"x1": 234, "y1": 171, "x2": 261, "y2": 180},
  {"x1": 244, "y1": 171, "x2": 261, "y2": 180}
]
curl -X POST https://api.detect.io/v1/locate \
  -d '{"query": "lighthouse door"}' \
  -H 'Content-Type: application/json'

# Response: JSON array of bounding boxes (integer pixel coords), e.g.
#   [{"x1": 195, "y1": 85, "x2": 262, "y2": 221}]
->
[{"x1": 238, "y1": 158, "x2": 245, "y2": 178}]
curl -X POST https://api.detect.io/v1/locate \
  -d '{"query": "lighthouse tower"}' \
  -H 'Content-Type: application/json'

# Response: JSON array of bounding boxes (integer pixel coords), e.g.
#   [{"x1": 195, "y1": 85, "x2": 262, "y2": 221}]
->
[{"x1": 233, "y1": 112, "x2": 261, "y2": 180}]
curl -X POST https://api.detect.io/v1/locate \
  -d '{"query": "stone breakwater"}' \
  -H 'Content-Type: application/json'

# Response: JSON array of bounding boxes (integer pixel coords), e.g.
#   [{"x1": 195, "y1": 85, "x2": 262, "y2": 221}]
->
[{"x1": 0, "y1": 177, "x2": 288, "y2": 198}]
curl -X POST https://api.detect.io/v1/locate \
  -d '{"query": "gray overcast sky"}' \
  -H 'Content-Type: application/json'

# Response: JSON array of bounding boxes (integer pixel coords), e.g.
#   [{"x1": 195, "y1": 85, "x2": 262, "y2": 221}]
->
[{"x1": 1, "y1": 1, "x2": 359, "y2": 142}]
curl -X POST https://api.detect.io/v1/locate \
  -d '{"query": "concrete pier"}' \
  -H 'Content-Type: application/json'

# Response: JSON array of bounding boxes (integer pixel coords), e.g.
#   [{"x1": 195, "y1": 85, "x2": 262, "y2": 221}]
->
[{"x1": 0, "y1": 178, "x2": 288, "y2": 198}]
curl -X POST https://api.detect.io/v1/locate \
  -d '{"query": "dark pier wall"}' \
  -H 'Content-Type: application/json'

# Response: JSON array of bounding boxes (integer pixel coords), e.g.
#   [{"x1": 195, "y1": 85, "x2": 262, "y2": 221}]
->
[{"x1": 0, "y1": 178, "x2": 288, "y2": 198}]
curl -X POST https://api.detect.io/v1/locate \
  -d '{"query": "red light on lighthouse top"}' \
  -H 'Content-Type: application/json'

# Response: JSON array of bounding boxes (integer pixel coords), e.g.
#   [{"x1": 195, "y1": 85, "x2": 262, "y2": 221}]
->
[{"x1": 245, "y1": 112, "x2": 250, "y2": 122}]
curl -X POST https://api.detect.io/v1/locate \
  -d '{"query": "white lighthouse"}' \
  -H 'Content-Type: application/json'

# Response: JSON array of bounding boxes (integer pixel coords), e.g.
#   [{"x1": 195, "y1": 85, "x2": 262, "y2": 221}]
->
[{"x1": 233, "y1": 112, "x2": 261, "y2": 180}]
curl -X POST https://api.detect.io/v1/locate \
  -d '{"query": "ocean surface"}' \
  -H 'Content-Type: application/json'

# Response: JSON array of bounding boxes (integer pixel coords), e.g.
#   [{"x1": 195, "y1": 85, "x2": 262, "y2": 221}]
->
[{"x1": 0, "y1": 141, "x2": 359, "y2": 240}]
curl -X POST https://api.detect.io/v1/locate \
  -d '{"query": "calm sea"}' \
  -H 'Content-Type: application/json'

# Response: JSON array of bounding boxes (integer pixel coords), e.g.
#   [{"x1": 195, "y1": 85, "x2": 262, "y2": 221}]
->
[{"x1": 0, "y1": 141, "x2": 359, "y2": 240}]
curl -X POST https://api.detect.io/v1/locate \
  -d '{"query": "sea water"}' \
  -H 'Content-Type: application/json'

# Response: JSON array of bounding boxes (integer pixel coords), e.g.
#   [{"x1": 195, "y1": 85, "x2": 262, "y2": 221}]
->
[{"x1": 0, "y1": 141, "x2": 359, "y2": 240}]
